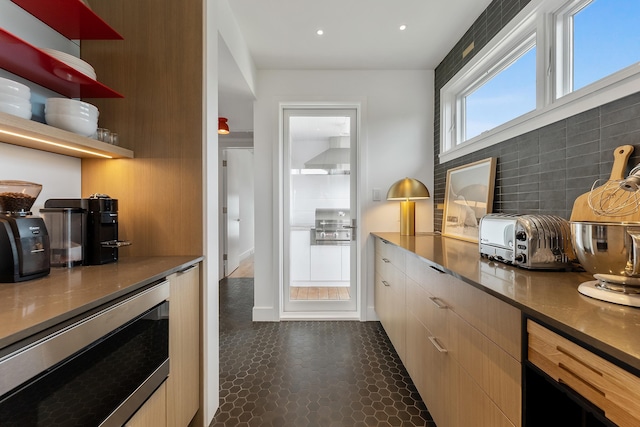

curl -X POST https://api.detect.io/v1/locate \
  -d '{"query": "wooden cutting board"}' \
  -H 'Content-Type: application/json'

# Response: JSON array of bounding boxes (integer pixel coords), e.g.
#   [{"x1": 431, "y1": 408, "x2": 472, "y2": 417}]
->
[{"x1": 570, "y1": 145, "x2": 639, "y2": 222}]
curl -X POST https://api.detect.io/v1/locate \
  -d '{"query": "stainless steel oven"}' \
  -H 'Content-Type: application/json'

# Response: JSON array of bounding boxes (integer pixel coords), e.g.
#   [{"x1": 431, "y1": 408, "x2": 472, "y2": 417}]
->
[
  {"x1": 310, "y1": 208, "x2": 352, "y2": 245},
  {"x1": 0, "y1": 280, "x2": 169, "y2": 427}
]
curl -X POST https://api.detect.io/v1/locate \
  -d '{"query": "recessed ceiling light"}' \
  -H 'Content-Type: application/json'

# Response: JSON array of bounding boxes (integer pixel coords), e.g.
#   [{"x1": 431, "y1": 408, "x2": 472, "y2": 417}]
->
[
  {"x1": 316, "y1": 29, "x2": 324, "y2": 36},
  {"x1": 399, "y1": 24, "x2": 407, "y2": 31}
]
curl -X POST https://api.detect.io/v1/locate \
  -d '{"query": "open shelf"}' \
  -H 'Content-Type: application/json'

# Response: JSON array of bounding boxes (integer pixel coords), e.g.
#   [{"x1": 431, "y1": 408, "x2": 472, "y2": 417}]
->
[
  {"x1": 0, "y1": 29, "x2": 123, "y2": 98},
  {"x1": 10, "y1": 0, "x2": 123, "y2": 40},
  {"x1": 0, "y1": 112, "x2": 133, "y2": 159}
]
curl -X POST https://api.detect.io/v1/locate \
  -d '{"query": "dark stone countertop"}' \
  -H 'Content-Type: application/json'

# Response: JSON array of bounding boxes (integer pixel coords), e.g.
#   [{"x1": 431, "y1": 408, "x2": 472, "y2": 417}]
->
[
  {"x1": 372, "y1": 232, "x2": 640, "y2": 374},
  {"x1": 0, "y1": 256, "x2": 203, "y2": 350}
]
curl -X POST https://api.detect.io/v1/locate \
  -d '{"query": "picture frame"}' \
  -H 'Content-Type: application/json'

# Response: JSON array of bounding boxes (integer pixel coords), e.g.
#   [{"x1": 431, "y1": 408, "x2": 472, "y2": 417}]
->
[{"x1": 442, "y1": 157, "x2": 496, "y2": 243}]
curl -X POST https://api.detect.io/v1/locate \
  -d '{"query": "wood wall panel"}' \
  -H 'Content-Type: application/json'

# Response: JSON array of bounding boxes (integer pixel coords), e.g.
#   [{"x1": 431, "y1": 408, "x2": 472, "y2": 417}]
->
[{"x1": 80, "y1": 0, "x2": 204, "y2": 256}]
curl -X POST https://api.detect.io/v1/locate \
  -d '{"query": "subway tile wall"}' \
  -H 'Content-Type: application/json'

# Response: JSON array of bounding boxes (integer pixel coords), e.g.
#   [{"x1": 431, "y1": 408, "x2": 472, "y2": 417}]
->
[{"x1": 433, "y1": 0, "x2": 640, "y2": 230}]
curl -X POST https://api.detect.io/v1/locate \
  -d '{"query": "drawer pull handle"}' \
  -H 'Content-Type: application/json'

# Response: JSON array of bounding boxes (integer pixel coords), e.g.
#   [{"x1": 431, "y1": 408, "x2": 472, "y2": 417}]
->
[
  {"x1": 557, "y1": 346, "x2": 603, "y2": 376},
  {"x1": 430, "y1": 265, "x2": 445, "y2": 274},
  {"x1": 382, "y1": 258, "x2": 391, "y2": 263},
  {"x1": 429, "y1": 296, "x2": 448, "y2": 309},
  {"x1": 558, "y1": 363, "x2": 605, "y2": 397},
  {"x1": 382, "y1": 280, "x2": 391, "y2": 287},
  {"x1": 178, "y1": 264, "x2": 198, "y2": 274},
  {"x1": 428, "y1": 336, "x2": 448, "y2": 353}
]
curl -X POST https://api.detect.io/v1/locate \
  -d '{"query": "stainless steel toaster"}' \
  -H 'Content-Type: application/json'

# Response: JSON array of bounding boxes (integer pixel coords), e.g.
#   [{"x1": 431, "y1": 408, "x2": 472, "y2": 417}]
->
[{"x1": 479, "y1": 214, "x2": 576, "y2": 270}]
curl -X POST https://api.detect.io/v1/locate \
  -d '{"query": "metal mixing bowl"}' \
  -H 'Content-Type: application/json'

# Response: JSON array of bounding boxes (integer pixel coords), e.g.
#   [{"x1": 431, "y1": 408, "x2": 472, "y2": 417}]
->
[{"x1": 570, "y1": 221, "x2": 640, "y2": 277}]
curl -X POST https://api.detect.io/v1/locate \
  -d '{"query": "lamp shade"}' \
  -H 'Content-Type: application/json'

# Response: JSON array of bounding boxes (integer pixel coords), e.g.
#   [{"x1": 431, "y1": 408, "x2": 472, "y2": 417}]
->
[
  {"x1": 218, "y1": 117, "x2": 230, "y2": 134},
  {"x1": 386, "y1": 177, "x2": 430, "y2": 200}
]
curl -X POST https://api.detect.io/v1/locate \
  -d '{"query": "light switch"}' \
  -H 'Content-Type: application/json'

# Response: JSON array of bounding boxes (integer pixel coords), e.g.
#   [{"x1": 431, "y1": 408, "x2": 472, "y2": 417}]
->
[{"x1": 372, "y1": 188, "x2": 382, "y2": 201}]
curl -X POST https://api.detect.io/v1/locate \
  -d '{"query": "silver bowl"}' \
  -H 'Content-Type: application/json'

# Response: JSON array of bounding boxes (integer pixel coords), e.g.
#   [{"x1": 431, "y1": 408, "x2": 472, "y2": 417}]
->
[{"x1": 570, "y1": 221, "x2": 640, "y2": 277}]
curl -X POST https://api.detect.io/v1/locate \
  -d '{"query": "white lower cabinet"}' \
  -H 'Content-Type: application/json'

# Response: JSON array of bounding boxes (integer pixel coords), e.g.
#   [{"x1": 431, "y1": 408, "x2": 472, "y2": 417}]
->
[
  {"x1": 310, "y1": 245, "x2": 343, "y2": 281},
  {"x1": 341, "y1": 246, "x2": 350, "y2": 281},
  {"x1": 291, "y1": 230, "x2": 311, "y2": 281},
  {"x1": 376, "y1": 237, "x2": 522, "y2": 427}
]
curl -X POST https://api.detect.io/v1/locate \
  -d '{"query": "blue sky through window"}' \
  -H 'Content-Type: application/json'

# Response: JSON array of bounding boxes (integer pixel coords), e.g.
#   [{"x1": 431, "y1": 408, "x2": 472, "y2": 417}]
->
[
  {"x1": 465, "y1": 46, "x2": 537, "y2": 140},
  {"x1": 573, "y1": 0, "x2": 640, "y2": 91}
]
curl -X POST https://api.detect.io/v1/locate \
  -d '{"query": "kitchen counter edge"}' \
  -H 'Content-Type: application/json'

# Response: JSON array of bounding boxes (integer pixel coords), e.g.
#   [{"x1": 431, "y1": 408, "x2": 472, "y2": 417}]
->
[
  {"x1": 371, "y1": 232, "x2": 640, "y2": 374},
  {"x1": 0, "y1": 255, "x2": 204, "y2": 350}
]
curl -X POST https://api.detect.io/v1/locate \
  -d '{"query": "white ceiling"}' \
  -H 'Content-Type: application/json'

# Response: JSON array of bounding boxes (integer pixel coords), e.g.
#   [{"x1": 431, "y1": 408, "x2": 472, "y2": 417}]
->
[{"x1": 218, "y1": 0, "x2": 494, "y2": 132}]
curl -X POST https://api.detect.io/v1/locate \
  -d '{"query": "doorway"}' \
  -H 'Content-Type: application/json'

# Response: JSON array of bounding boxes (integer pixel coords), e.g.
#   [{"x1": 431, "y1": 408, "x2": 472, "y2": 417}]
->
[
  {"x1": 282, "y1": 108, "x2": 358, "y2": 315},
  {"x1": 221, "y1": 147, "x2": 255, "y2": 278}
]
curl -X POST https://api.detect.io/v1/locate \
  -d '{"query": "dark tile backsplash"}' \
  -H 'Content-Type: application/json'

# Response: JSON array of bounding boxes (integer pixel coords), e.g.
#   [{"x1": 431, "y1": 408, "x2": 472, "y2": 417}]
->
[{"x1": 433, "y1": 0, "x2": 640, "y2": 230}]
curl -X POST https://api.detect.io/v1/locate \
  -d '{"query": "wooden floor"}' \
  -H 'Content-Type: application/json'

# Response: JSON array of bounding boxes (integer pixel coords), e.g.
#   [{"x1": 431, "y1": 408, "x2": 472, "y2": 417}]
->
[
  {"x1": 228, "y1": 254, "x2": 254, "y2": 278},
  {"x1": 228, "y1": 255, "x2": 350, "y2": 301},
  {"x1": 290, "y1": 286, "x2": 350, "y2": 300}
]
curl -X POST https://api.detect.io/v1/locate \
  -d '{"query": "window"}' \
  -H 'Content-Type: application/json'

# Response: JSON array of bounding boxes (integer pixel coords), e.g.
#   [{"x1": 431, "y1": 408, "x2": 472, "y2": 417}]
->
[
  {"x1": 560, "y1": 0, "x2": 640, "y2": 94},
  {"x1": 464, "y1": 38, "x2": 536, "y2": 141},
  {"x1": 440, "y1": 0, "x2": 640, "y2": 162}
]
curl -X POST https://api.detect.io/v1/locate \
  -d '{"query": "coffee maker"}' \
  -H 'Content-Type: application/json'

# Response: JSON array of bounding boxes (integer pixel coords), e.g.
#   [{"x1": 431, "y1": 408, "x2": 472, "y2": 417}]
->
[
  {"x1": 0, "y1": 181, "x2": 50, "y2": 283},
  {"x1": 44, "y1": 195, "x2": 129, "y2": 265}
]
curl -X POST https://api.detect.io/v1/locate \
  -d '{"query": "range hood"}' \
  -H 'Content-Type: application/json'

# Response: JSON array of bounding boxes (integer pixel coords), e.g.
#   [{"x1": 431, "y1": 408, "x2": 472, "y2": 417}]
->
[{"x1": 304, "y1": 136, "x2": 350, "y2": 172}]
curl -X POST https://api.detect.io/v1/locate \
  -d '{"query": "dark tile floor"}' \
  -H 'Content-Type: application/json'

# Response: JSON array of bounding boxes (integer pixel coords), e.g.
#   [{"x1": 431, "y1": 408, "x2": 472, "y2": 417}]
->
[{"x1": 209, "y1": 277, "x2": 436, "y2": 427}]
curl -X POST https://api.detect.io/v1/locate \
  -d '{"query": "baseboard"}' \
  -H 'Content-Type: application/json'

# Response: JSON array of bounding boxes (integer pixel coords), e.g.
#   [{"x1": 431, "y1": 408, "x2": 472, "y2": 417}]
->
[
  {"x1": 252, "y1": 306, "x2": 279, "y2": 322},
  {"x1": 239, "y1": 248, "x2": 254, "y2": 261}
]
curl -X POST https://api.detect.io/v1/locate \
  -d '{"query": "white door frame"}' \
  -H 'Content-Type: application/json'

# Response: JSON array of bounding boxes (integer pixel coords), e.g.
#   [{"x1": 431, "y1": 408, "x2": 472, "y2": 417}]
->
[{"x1": 278, "y1": 102, "x2": 362, "y2": 320}]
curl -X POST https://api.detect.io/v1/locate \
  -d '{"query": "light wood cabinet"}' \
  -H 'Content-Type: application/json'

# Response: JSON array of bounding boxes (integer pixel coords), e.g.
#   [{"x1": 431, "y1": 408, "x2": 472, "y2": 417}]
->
[
  {"x1": 376, "y1": 237, "x2": 522, "y2": 427},
  {"x1": 528, "y1": 320, "x2": 640, "y2": 427},
  {"x1": 374, "y1": 238, "x2": 406, "y2": 361},
  {"x1": 125, "y1": 382, "x2": 167, "y2": 427},
  {"x1": 167, "y1": 263, "x2": 201, "y2": 427}
]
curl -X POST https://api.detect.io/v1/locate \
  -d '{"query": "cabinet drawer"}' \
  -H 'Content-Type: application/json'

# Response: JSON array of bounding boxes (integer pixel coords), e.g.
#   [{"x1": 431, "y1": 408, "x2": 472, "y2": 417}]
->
[
  {"x1": 375, "y1": 238, "x2": 405, "y2": 270},
  {"x1": 451, "y1": 275, "x2": 521, "y2": 361},
  {"x1": 528, "y1": 320, "x2": 640, "y2": 427},
  {"x1": 406, "y1": 275, "x2": 452, "y2": 353},
  {"x1": 453, "y1": 310, "x2": 521, "y2": 426},
  {"x1": 406, "y1": 252, "x2": 456, "y2": 307},
  {"x1": 406, "y1": 252, "x2": 521, "y2": 361}
]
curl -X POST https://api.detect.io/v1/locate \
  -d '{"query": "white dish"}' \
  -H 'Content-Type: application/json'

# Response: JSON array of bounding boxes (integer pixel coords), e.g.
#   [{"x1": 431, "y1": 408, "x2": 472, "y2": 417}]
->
[
  {"x1": 0, "y1": 77, "x2": 30, "y2": 99},
  {"x1": 45, "y1": 98, "x2": 99, "y2": 115},
  {"x1": 41, "y1": 48, "x2": 97, "y2": 79},
  {"x1": 0, "y1": 92, "x2": 31, "y2": 107},
  {"x1": 0, "y1": 102, "x2": 32, "y2": 120},
  {"x1": 45, "y1": 112, "x2": 97, "y2": 137},
  {"x1": 45, "y1": 103, "x2": 99, "y2": 118},
  {"x1": 45, "y1": 108, "x2": 98, "y2": 122}
]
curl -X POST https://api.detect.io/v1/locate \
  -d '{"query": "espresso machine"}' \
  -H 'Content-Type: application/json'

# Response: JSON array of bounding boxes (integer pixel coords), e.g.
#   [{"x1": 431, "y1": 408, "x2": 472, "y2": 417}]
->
[
  {"x1": 44, "y1": 194, "x2": 129, "y2": 266},
  {"x1": 0, "y1": 181, "x2": 50, "y2": 282}
]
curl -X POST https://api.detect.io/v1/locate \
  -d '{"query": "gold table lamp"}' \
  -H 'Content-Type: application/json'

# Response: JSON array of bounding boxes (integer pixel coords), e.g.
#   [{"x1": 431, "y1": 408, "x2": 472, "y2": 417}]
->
[{"x1": 387, "y1": 177, "x2": 430, "y2": 235}]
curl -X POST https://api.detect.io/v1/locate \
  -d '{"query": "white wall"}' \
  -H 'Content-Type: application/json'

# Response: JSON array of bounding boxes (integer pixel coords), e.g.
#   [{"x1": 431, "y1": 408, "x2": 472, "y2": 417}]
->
[
  {"x1": 253, "y1": 69, "x2": 434, "y2": 321},
  {"x1": 0, "y1": 0, "x2": 83, "y2": 207},
  {"x1": 291, "y1": 174, "x2": 350, "y2": 226}
]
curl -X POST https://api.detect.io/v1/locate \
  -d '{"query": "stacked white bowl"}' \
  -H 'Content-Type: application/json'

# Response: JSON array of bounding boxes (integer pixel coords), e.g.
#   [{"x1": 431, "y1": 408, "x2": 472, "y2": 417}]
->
[
  {"x1": 41, "y1": 48, "x2": 97, "y2": 80},
  {"x1": 0, "y1": 77, "x2": 32, "y2": 119},
  {"x1": 45, "y1": 98, "x2": 99, "y2": 137}
]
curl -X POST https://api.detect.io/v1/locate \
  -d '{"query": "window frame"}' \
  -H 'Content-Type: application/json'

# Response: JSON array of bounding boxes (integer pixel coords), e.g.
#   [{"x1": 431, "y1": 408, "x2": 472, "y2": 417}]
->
[{"x1": 439, "y1": 0, "x2": 640, "y2": 163}]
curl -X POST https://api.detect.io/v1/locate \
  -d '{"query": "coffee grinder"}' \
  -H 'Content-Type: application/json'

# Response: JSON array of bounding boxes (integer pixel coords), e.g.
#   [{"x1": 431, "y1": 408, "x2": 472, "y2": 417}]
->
[
  {"x1": 0, "y1": 181, "x2": 50, "y2": 282},
  {"x1": 44, "y1": 194, "x2": 129, "y2": 265}
]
